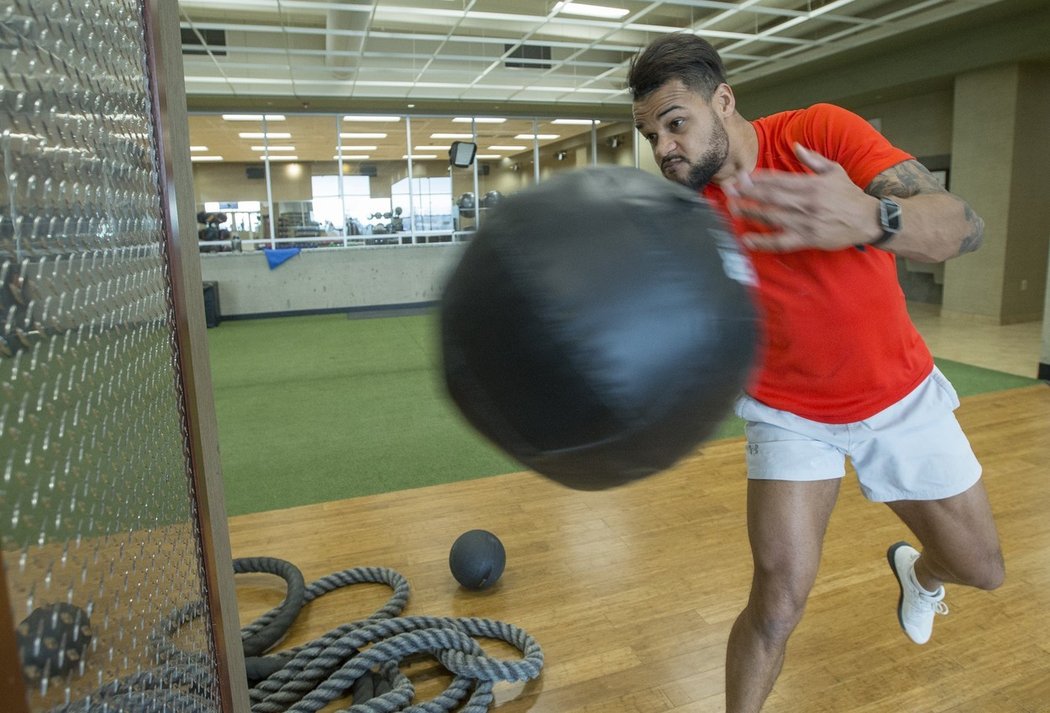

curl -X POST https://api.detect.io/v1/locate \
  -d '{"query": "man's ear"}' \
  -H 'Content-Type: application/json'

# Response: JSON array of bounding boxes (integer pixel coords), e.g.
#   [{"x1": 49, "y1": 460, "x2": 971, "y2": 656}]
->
[{"x1": 713, "y1": 83, "x2": 736, "y2": 117}]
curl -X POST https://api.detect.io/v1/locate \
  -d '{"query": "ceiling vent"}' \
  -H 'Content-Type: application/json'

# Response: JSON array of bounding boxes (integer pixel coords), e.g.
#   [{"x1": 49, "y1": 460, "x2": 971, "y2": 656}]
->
[
  {"x1": 182, "y1": 27, "x2": 227, "y2": 56},
  {"x1": 504, "y1": 44, "x2": 552, "y2": 69}
]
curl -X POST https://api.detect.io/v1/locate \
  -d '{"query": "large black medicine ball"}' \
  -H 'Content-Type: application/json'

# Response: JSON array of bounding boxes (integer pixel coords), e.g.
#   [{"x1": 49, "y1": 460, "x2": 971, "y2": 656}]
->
[{"x1": 440, "y1": 167, "x2": 759, "y2": 490}]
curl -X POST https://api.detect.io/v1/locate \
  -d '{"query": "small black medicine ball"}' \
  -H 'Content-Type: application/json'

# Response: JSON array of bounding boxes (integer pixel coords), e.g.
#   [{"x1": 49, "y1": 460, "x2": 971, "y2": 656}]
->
[
  {"x1": 440, "y1": 166, "x2": 759, "y2": 490},
  {"x1": 17, "y1": 602, "x2": 93, "y2": 680},
  {"x1": 449, "y1": 529, "x2": 506, "y2": 590}
]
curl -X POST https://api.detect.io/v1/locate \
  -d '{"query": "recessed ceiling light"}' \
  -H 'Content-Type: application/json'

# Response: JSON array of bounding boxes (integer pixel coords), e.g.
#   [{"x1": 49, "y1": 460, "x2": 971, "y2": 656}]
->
[
  {"x1": 223, "y1": 114, "x2": 286, "y2": 121},
  {"x1": 190, "y1": 146, "x2": 209, "y2": 152},
  {"x1": 342, "y1": 115, "x2": 402, "y2": 121},
  {"x1": 431, "y1": 133, "x2": 475, "y2": 139},
  {"x1": 488, "y1": 145, "x2": 527, "y2": 151},
  {"x1": 337, "y1": 145, "x2": 378, "y2": 151},
  {"x1": 551, "y1": 119, "x2": 599, "y2": 125},
  {"x1": 553, "y1": 1, "x2": 629, "y2": 19},
  {"x1": 404, "y1": 154, "x2": 438, "y2": 159},
  {"x1": 415, "y1": 145, "x2": 450, "y2": 151},
  {"x1": 453, "y1": 117, "x2": 506, "y2": 124},
  {"x1": 340, "y1": 132, "x2": 387, "y2": 139},
  {"x1": 476, "y1": 154, "x2": 503, "y2": 159},
  {"x1": 515, "y1": 134, "x2": 561, "y2": 140},
  {"x1": 190, "y1": 155, "x2": 223, "y2": 162},
  {"x1": 262, "y1": 155, "x2": 299, "y2": 161},
  {"x1": 239, "y1": 132, "x2": 292, "y2": 139},
  {"x1": 333, "y1": 155, "x2": 370, "y2": 160},
  {"x1": 251, "y1": 145, "x2": 295, "y2": 151}
]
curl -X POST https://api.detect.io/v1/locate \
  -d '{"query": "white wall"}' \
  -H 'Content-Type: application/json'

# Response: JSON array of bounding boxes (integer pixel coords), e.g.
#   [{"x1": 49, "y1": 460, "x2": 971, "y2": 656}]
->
[{"x1": 201, "y1": 244, "x2": 466, "y2": 317}]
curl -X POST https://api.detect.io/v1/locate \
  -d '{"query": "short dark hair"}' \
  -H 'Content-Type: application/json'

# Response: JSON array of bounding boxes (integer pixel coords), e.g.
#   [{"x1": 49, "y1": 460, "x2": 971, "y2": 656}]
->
[{"x1": 627, "y1": 33, "x2": 728, "y2": 102}]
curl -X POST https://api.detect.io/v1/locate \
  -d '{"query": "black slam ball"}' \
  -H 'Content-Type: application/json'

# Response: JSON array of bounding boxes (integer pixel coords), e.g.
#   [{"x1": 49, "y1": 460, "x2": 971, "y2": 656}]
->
[
  {"x1": 17, "y1": 602, "x2": 93, "y2": 680},
  {"x1": 440, "y1": 166, "x2": 758, "y2": 490},
  {"x1": 449, "y1": 529, "x2": 506, "y2": 590}
]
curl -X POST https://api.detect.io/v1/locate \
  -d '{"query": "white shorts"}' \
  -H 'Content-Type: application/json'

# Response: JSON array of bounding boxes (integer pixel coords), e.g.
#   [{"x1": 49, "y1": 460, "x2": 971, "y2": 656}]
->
[{"x1": 734, "y1": 367, "x2": 982, "y2": 502}]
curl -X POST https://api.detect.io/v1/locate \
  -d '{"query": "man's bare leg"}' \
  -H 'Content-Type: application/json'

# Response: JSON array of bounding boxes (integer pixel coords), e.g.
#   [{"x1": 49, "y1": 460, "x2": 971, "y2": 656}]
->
[
  {"x1": 726, "y1": 478, "x2": 841, "y2": 713},
  {"x1": 887, "y1": 479, "x2": 1004, "y2": 593}
]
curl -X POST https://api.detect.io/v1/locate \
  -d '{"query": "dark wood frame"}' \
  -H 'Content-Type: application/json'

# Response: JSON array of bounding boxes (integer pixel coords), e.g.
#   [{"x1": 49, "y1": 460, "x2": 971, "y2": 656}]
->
[
  {"x1": 1, "y1": 3, "x2": 248, "y2": 711},
  {"x1": 143, "y1": 0, "x2": 249, "y2": 710}
]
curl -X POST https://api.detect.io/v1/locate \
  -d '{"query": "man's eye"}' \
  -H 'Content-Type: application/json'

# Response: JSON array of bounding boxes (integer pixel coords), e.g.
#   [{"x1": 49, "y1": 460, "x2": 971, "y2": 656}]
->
[{"x1": 670, "y1": 118, "x2": 684, "y2": 129}]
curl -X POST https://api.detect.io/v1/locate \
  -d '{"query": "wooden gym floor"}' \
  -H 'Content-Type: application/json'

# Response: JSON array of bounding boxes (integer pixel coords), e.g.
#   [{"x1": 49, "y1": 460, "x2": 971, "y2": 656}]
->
[{"x1": 229, "y1": 383, "x2": 1050, "y2": 713}]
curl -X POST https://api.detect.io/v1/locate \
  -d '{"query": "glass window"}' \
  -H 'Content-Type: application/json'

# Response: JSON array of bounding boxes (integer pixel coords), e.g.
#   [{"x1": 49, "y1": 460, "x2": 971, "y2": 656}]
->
[
  {"x1": 187, "y1": 111, "x2": 639, "y2": 252},
  {"x1": 261, "y1": 115, "x2": 336, "y2": 248},
  {"x1": 392, "y1": 175, "x2": 453, "y2": 239},
  {"x1": 189, "y1": 114, "x2": 269, "y2": 251}
]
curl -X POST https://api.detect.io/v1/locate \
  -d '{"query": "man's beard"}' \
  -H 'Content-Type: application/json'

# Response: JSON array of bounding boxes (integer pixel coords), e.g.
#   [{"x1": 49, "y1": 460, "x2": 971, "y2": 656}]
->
[{"x1": 674, "y1": 118, "x2": 729, "y2": 191}]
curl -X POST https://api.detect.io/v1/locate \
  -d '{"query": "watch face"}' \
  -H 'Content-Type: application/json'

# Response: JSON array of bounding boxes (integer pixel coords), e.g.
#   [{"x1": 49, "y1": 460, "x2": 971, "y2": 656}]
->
[{"x1": 880, "y1": 198, "x2": 902, "y2": 233}]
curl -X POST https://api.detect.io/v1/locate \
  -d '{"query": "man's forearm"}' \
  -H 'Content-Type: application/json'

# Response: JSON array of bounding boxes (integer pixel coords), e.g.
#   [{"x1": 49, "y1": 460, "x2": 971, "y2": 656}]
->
[
  {"x1": 874, "y1": 192, "x2": 984, "y2": 263},
  {"x1": 865, "y1": 160, "x2": 984, "y2": 263}
]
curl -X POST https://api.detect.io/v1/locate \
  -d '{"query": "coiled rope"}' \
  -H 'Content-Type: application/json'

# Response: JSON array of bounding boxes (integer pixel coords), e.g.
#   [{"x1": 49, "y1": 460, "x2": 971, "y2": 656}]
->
[{"x1": 45, "y1": 557, "x2": 544, "y2": 712}]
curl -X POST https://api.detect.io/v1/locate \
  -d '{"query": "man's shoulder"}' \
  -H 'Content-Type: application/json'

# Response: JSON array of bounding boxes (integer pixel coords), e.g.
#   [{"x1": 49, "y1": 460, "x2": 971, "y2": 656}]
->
[{"x1": 758, "y1": 103, "x2": 852, "y2": 124}]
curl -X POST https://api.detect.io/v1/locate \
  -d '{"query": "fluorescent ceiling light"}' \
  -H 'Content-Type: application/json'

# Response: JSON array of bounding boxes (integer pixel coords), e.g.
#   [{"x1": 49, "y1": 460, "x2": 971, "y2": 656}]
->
[
  {"x1": 190, "y1": 155, "x2": 224, "y2": 162},
  {"x1": 453, "y1": 117, "x2": 505, "y2": 124},
  {"x1": 552, "y1": 119, "x2": 599, "y2": 125},
  {"x1": 333, "y1": 155, "x2": 370, "y2": 160},
  {"x1": 222, "y1": 113, "x2": 285, "y2": 121},
  {"x1": 404, "y1": 154, "x2": 438, "y2": 159},
  {"x1": 190, "y1": 146, "x2": 208, "y2": 152},
  {"x1": 337, "y1": 145, "x2": 378, "y2": 151},
  {"x1": 476, "y1": 154, "x2": 503, "y2": 159},
  {"x1": 431, "y1": 133, "x2": 474, "y2": 139},
  {"x1": 251, "y1": 145, "x2": 294, "y2": 151},
  {"x1": 488, "y1": 145, "x2": 527, "y2": 151},
  {"x1": 553, "y1": 1, "x2": 629, "y2": 19},
  {"x1": 340, "y1": 132, "x2": 387, "y2": 139},
  {"x1": 514, "y1": 134, "x2": 560, "y2": 140},
  {"x1": 343, "y1": 115, "x2": 402, "y2": 121},
  {"x1": 415, "y1": 145, "x2": 450, "y2": 151},
  {"x1": 262, "y1": 155, "x2": 298, "y2": 161},
  {"x1": 239, "y1": 132, "x2": 291, "y2": 139}
]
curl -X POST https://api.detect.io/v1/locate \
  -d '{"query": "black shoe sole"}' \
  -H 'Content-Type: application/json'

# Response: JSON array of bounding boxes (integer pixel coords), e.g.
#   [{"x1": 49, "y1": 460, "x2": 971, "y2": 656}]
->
[{"x1": 887, "y1": 540, "x2": 911, "y2": 635}]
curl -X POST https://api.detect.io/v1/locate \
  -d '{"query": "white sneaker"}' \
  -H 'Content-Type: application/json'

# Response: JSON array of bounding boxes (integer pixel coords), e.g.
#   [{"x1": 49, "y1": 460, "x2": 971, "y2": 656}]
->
[{"x1": 887, "y1": 541, "x2": 948, "y2": 644}]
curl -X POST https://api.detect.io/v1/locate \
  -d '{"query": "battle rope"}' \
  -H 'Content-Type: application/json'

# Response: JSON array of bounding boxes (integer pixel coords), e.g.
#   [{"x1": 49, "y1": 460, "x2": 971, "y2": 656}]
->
[
  {"x1": 42, "y1": 557, "x2": 544, "y2": 712},
  {"x1": 236, "y1": 558, "x2": 544, "y2": 712}
]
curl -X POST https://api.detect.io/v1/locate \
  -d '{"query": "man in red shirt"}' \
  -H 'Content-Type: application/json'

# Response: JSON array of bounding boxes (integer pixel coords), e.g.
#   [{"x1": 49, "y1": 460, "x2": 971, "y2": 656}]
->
[{"x1": 629, "y1": 33, "x2": 1004, "y2": 712}]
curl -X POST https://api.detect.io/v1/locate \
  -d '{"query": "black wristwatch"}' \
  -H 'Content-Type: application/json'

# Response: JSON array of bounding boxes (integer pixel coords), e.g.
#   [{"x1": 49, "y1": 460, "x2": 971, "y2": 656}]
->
[{"x1": 871, "y1": 197, "x2": 902, "y2": 246}]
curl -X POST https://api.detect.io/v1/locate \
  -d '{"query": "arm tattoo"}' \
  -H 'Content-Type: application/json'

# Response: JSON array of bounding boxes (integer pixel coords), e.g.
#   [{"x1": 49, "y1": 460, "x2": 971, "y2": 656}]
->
[
  {"x1": 866, "y1": 160, "x2": 984, "y2": 256},
  {"x1": 864, "y1": 160, "x2": 944, "y2": 199},
  {"x1": 959, "y1": 203, "x2": 985, "y2": 255}
]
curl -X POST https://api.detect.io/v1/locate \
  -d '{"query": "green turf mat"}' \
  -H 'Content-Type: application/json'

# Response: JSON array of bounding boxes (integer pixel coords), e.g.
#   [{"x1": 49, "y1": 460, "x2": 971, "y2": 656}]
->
[
  {"x1": 207, "y1": 313, "x2": 1040, "y2": 515},
  {"x1": 208, "y1": 312, "x2": 518, "y2": 515},
  {"x1": 933, "y1": 357, "x2": 1040, "y2": 397}
]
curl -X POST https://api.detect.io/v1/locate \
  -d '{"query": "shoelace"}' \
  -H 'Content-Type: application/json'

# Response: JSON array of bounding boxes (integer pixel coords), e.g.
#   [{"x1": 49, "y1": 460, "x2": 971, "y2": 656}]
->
[
  {"x1": 931, "y1": 600, "x2": 949, "y2": 616},
  {"x1": 911, "y1": 590, "x2": 950, "y2": 616},
  {"x1": 906, "y1": 565, "x2": 950, "y2": 616}
]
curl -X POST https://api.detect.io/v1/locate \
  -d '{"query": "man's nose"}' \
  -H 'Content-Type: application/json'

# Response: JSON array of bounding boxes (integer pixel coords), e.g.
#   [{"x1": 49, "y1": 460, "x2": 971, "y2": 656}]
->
[{"x1": 656, "y1": 135, "x2": 677, "y2": 160}]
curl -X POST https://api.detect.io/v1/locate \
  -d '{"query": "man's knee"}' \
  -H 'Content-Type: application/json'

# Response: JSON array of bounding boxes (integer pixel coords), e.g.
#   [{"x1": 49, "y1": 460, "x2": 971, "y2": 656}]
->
[
  {"x1": 935, "y1": 544, "x2": 1005, "y2": 591},
  {"x1": 970, "y1": 548, "x2": 1005, "y2": 591},
  {"x1": 746, "y1": 571, "x2": 814, "y2": 644}
]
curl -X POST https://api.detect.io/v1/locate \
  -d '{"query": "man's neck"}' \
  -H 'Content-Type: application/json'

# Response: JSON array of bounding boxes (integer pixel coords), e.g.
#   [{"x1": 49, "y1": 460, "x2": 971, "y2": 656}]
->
[{"x1": 715, "y1": 116, "x2": 759, "y2": 186}]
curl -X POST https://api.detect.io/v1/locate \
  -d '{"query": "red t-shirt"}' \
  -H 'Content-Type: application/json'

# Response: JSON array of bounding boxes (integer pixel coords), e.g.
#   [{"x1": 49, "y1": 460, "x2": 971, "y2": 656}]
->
[{"x1": 703, "y1": 103, "x2": 933, "y2": 423}]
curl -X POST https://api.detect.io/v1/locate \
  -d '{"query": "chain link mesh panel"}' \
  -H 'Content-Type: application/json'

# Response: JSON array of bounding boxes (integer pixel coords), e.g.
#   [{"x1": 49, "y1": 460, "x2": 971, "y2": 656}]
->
[{"x1": 1, "y1": 1, "x2": 223, "y2": 710}]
